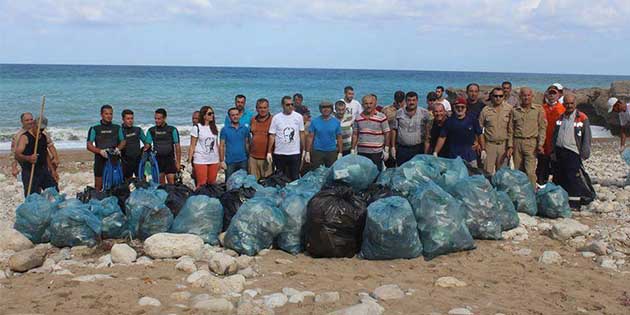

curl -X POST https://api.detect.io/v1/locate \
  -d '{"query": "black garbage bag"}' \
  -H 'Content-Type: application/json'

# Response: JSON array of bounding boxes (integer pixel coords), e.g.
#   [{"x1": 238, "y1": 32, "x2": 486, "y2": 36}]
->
[
  {"x1": 219, "y1": 187, "x2": 257, "y2": 231},
  {"x1": 109, "y1": 179, "x2": 151, "y2": 214},
  {"x1": 76, "y1": 186, "x2": 110, "y2": 203},
  {"x1": 305, "y1": 186, "x2": 367, "y2": 258},
  {"x1": 158, "y1": 183, "x2": 193, "y2": 216},
  {"x1": 193, "y1": 183, "x2": 226, "y2": 198},
  {"x1": 359, "y1": 184, "x2": 395, "y2": 205},
  {"x1": 259, "y1": 171, "x2": 292, "y2": 188}
]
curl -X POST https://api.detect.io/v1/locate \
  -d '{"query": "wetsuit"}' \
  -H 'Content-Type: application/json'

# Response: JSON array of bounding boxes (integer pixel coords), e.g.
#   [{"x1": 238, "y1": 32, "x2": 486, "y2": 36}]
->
[
  {"x1": 19, "y1": 131, "x2": 57, "y2": 196},
  {"x1": 121, "y1": 125, "x2": 146, "y2": 179},
  {"x1": 146, "y1": 124, "x2": 180, "y2": 175},
  {"x1": 87, "y1": 121, "x2": 124, "y2": 177}
]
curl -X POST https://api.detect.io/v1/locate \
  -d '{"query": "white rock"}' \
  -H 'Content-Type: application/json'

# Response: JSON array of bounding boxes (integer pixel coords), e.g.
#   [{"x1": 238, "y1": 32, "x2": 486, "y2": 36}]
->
[
  {"x1": 372, "y1": 284, "x2": 405, "y2": 300},
  {"x1": 175, "y1": 257, "x2": 197, "y2": 273},
  {"x1": 236, "y1": 255, "x2": 254, "y2": 269},
  {"x1": 537, "y1": 222, "x2": 553, "y2": 232},
  {"x1": 448, "y1": 308, "x2": 473, "y2": 315},
  {"x1": 551, "y1": 219, "x2": 589, "y2": 241},
  {"x1": 282, "y1": 287, "x2": 302, "y2": 297},
  {"x1": 328, "y1": 301, "x2": 384, "y2": 315},
  {"x1": 143, "y1": 233, "x2": 204, "y2": 259},
  {"x1": 186, "y1": 270, "x2": 211, "y2": 284},
  {"x1": 49, "y1": 247, "x2": 71, "y2": 262},
  {"x1": 518, "y1": 213, "x2": 538, "y2": 227},
  {"x1": 9, "y1": 247, "x2": 47, "y2": 272},
  {"x1": 170, "y1": 291, "x2": 192, "y2": 302},
  {"x1": 191, "y1": 293, "x2": 211, "y2": 304},
  {"x1": 0, "y1": 227, "x2": 34, "y2": 252},
  {"x1": 72, "y1": 274, "x2": 113, "y2": 282},
  {"x1": 111, "y1": 244, "x2": 137, "y2": 264},
  {"x1": 193, "y1": 298, "x2": 234, "y2": 312},
  {"x1": 581, "y1": 252, "x2": 596, "y2": 258},
  {"x1": 237, "y1": 299, "x2": 275, "y2": 315},
  {"x1": 243, "y1": 289, "x2": 259, "y2": 298},
  {"x1": 502, "y1": 226, "x2": 528, "y2": 240},
  {"x1": 96, "y1": 254, "x2": 113, "y2": 269},
  {"x1": 224, "y1": 249, "x2": 239, "y2": 257},
  {"x1": 238, "y1": 266, "x2": 259, "y2": 278},
  {"x1": 577, "y1": 241, "x2": 608, "y2": 256},
  {"x1": 539, "y1": 251, "x2": 562, "y2": 265},
  {"x1": 138, "y1": 296, "x2": 161, "y2": 307},
  {"x1": 597, "y1": 257, "x2": 618, "y2": 270},
  {"x1": 28, "y1": 258, "x2": 55, "y2": 274},
  {"x1": 135, "y1": 256, "x2": 153, "y2": 266},
  {"x1": 209, "y1": 252, "x2": 238, "y2": 275},
  {"x1": 615, "y1": 259, "x2": 625, "y2": 265},
  {"x1": 434, "y1": 276, "x2": 467, "y2": 288},
  {"x1": 288, "y1": 294, "x2": 305, "y2": 304},
  {"x1": 315, "y1": 291, "x2": 340, "y2": 304},
  {"x1": 264, "y1": 293, "x2": 288, "y2": 308},
  {"x1": 222, "y1": 274, "x2": 247, "y2": 294},
  {"x1": 515, "y1": 248, "x2": 532, "y2": 256},
  {"x1": 258, "y1": 249, "x2": 270, "y2": 256}
]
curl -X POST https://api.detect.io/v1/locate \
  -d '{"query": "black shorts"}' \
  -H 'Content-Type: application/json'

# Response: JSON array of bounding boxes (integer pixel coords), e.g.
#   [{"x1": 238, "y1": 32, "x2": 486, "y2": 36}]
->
[
  {"x1": 94, "y1": 155, "x2": 106, "y2": 177},
  {"x1": 122, "y1": 155, "x2": 141, "y2": 179},
  {"x1": 157, "y1": 154, "x2": 177, "y2": 175}
]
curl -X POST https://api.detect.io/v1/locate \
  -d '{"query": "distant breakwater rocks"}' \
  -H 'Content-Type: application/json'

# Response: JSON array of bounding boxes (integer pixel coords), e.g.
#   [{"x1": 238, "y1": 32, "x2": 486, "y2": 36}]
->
[{"x1": 444, "y1": 80, "x2": 630, "y2": 131}]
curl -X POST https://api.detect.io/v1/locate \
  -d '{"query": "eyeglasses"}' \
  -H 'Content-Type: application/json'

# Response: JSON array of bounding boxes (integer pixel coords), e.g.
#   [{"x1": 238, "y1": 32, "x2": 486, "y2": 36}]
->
[
  {"x1": 492, "y1": 94, "x2": 504, "y2": 98},
  {"x1": 206, "y1": 112, "x2": 214, "y2": 116}
]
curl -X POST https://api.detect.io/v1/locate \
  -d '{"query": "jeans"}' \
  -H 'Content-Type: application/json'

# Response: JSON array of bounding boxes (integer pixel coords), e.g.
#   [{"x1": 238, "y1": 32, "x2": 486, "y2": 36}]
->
[
  {"x1": 273, "y1": 153, "x2": 301, "y2": 181},
  {"x1": 358, "y1": 152, "x2": 384, "y2": 171},
  {"x1": 396, "y1": 144, "x2": 424, "y2": 166},
  {"x1": 225, "y1": 160, "x2": 248, "y2": 181}
]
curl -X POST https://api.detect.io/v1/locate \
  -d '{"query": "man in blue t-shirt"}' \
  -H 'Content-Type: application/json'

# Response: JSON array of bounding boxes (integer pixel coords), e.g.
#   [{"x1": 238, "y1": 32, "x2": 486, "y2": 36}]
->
[
  {"x1": 220, "y1": 107, "x2": 250, "y2": 180},
  {"x1": 433, "y1": 97, "x2": 483, "y2": 166},
  {"x1": 306, "y1": 101, "x2": 342, "y2": 168},
  {"x1": 224, "y1": 94, "x2": 254, "y2": 128}
]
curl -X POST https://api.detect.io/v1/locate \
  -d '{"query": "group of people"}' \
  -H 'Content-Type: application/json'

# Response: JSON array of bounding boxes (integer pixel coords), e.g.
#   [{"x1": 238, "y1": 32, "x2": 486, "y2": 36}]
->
[{"x1": 13, "y1": 81, "x2": 628, "y2": 210}]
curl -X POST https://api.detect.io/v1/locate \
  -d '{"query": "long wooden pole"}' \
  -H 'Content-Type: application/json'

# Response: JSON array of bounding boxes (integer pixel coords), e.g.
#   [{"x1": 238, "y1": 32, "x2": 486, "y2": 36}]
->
[{"x1": 27, "y1": 96, "x2": 46, "y2": 196}]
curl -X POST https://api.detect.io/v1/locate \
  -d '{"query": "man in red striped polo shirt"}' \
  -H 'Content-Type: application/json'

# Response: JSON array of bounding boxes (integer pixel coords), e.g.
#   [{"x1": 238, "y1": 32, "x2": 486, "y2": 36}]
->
[{"x1": 351, "y1": 94, "x2": 391, "y2": 171}]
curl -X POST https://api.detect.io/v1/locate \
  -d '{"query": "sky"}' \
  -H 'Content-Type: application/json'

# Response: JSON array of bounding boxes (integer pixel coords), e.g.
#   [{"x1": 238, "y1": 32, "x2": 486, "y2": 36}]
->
[{"x1": 0, "y1": 0, "x2": 629, "y2": 75}]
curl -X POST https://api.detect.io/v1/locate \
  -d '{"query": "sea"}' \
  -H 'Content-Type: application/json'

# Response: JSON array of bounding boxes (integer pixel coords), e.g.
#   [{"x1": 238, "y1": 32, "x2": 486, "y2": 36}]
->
[{"x1": 1, "y1": 64, "x2": 628, "y2": 151}]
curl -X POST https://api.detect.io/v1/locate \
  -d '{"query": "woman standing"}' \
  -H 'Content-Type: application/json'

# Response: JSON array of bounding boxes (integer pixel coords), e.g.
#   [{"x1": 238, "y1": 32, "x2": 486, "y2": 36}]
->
[{"x1": 189, "y1": 106, "x2": 220, "y2": 187}]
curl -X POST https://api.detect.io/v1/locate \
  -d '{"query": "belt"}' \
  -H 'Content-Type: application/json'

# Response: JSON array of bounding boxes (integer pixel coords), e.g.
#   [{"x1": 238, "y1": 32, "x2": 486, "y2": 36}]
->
[
  {"x1": 514, "y1": 136, "x2": 536, "y2": 139},
  {"x1": 486, "y1": 139, "x2": 506, "y2": 145},
  {"x1": 397, "y1": 143, "x2": 423, "y2": 148}
]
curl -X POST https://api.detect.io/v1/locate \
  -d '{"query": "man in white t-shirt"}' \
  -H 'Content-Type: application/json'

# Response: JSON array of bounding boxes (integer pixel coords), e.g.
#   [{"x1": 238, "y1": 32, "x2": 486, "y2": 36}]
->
[
  {"x1": 267, "y1": 96, "x2": 306, "y2": 181},
  {"x1": 339, "y1": 86, "x2": 363, "y2": 122},
  {"x1": 608, "y1": 97, "x2": 630, "y2": 152},
  {"x1": 435, "y1": 86, "x2": 452, "y2": 113}
]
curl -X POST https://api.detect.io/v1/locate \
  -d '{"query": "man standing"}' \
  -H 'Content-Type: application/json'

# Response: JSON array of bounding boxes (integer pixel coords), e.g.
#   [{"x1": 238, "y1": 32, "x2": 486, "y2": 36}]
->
[
  {"x1": 335, "y1": 100, "x2": 354, "y2": 155},
  {"x1": 552, "y1": 93, "x2": 593, "y2": 210},
  {"x1": 192, "y1": 111, "x2": 200, "y2": 125},
  {"x1": 478, "y1": 87, "x2": 513, "y2": 174},
  {"x1": 15, "y1": 116, "x2": 58, "y2": 196},
  {"x1": 433, "y1": 98, "x2": 483, "y2": 166},
  {"x1": 87, "y1": 105, "x2": 126, "y2": 190},
  {"x1": 248, "y1": 98, "x2": 273, "y2": 180},
  {"x1": 220, "y1": 107, "x2": 250, "y2": 180},
  {"x1": 120, "y1": 109, "x2": 148, "y2": 180},
  {"x1": 381, "y1": 90, "x2": 405, "y2": 167},
  {"x1": 306, "y1": 101, "x2": 342, "y2": 168},
  {"x1": 11, "y1": 112, "x2": 57, "y2": 178},
  {"x1": 553, "y1": 83, "x2": 565, "y2": 103},
  {"x1": 267, "y1": 96, "x2": 305, "y2": 181},
  {"x1": 224, "y1": 94, "x2": 253, "y2": 128},
  {"x1": 607, "y1": 97, "x2": 630, "y2": 152},
  {"x1": 502, "y1": 81, "x2": 520, "y2": 107},
  {"x1": 351, "y1": 94, "x2": 390, "y2": 171},
  {"x1": 392, "y1": 91, "x2": 431, "y2": 165},
  {"x1": 340, "y1": 86, "x2": 363, "y2": 121},
  {"x1": 510, "y1": 87, "x2": 547, "y2": 186},
  {"x1": 466, "y1": 83, "x2": 486, "y2": 118},
  {"x1": 293, "y1": 93, "x2": 312, "y2": 140},
  {"x1": 145, "y1": 108, "x2": 181, "y2": 184},
  {"x1": 426, "y1": 91, "x2": 440, "y2": 112},
  {"x1": 435, "y1": 86, "x2": 452, "y2": 113},
  {"x1": 538, "y1": 85, "x2": 565, "y2": 185},
  {"x1": 427, "y1": 103, "x2": 449, "y2": 157}
]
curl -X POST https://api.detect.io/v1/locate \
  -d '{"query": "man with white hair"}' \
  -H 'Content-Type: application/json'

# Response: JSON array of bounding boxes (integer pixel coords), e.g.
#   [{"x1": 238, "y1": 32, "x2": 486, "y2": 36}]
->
[
  {"x1": 552, "y1": 83, "x2": 564, "y2": 103},
  {"x1": 608, "y1": 97, "x2": 630, "y2": 151}
]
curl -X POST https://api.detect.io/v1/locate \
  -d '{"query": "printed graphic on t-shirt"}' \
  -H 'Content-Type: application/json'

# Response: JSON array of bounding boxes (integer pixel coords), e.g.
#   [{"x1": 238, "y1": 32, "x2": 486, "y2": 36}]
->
[
  {"x1": 282, "y1": 127, "x2": 296, "y2": 143},
  {"x1": 204, "y1": 137, "x2": 216, "y2": 154}
]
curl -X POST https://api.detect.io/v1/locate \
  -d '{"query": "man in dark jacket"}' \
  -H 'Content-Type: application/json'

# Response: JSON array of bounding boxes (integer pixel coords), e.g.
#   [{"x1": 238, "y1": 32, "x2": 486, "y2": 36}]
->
[{"x1": 551, "y1": 93, "x2": 595, "y2": 209}]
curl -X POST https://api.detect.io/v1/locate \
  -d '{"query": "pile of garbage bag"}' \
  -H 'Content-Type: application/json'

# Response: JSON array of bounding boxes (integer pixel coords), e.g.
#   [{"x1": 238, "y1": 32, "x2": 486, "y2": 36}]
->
[
  {"x1": 158, "y1": 184, "x2": 193, "y2": 216},
  {"x1": 89, "y1": 197, "x2": 127, "y2": 239},
  {"x1": 220, "y1": 187, "x2": 257, "y2": 231},
  {"x1": 451, "y1": 175, "x2": 503, "y2": 240},
  {"x1": 193, "y1": 183, "x2": 226, "y2": 198},
  {"x1": 126, "y1": 188, "x2": 173, "y2": 240},
  {"x1": 14, "y1": 189, "x2": 61, "y2": 243},
  {"x1": 170, "y1": 195, "x2": 224, "y2": 245},
  {"x1": 226, "y1": 169, "x2": 262, "y2": 191},
  {"x1": 360, "y1": 196, "x2": 423, "y2": 260},
  {"x1": 328, "y1": 155, "x2": 379, "y2": 191},
  {"x1": 536, "y1": 183, "x2": 572, "y2": 219},
  {"x1": 277, "y1": 194, "x2": 310, "y2": 254},
  {"x1": 49, "y1": 202, "x2": 102, "y2": 248},
  {"x1": 492, "y1": 167, "x2": 538, "y2": 216}
]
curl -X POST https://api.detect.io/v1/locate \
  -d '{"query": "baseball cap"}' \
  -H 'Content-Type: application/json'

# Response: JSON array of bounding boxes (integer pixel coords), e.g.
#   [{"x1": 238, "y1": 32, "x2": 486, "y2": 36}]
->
[
  {"x1": 552, "y1": 83, "x2": 563, "y2": 90},
  {"x1": 454, "y1": 97, "x2": 467, "y2": 106},
  {"x1": 547, "y1": 85, "x2": 559, "y2": 92},
  {"x1": 608, "y1": 97, "x2": 619, "y2": 113}
]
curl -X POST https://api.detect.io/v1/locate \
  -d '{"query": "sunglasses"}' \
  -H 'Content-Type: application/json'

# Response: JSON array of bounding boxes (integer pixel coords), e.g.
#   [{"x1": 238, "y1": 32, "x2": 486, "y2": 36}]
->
[
  {"x1": 206, "y1": 112, "x2": 214, "y2": 116},
  {"x1": 492, "y1": 94, "x2": 504, "y2": 98},
  {"x1": 284, "y1": 103, "x2": 294, "y2": 106},
  {"x1": 548, "y1": 91, "x2": 558, "y2": 95}
]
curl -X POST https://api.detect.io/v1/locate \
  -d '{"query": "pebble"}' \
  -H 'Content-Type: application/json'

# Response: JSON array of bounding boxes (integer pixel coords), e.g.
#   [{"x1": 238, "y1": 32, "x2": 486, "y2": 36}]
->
[
  {"x1": 596, "y1": 257, "x2": 617, "y2": 270},
  {"x1": 96, "y1": 254, "x2": 113, "y2": 268},
  {"x1": 143, "y1": 233, "x2": 204, "y2": 259},
  {"x1": 138, "y1": 296, "x2": 161, "y2": 307},
  {"x1": 539, "y1": 251, "x2": 562, "y2": 265},
  {"x1": 193, "y1": 298, "x2": 234, "y2": 312},
  {"x1": 515, "y1": 248, "x2": 532, "y2": 256},
  {"x1": 372, "y1": 284, "x2": 405, "y2": 300},
  {"x1": 135, "y1": 256, "x2": 153, "y2": 266},
  {"x1": 72, "y1": 274, "x2": 113, "y2": 282},
  {"x1": 170, "y1": 291, "x2": 192, "y2": 302},
  {"x1": 264, "y1": 293, "x2": 289, "y2": 308},
  {"x1": 238, "y1": 266, "x2": 259, "y2": 278},
  {"x1": 236, "y1": 255, "x2": 254, "y2": 269},
  {"x1": 186, "y1": 270, "x2": 211, "y2": 284},
  {"x1": 70, "y1": 245, "x2": 97, "y2": 258},
  {"x1": 275, "y1": 258, "x2": 293, "y2": 265},
  {"x1": 49, "y1": 247, "x2": 71, "y2": 263},
  {"x1": 8, "y1": 247, "x2": 47, "y2": 272},
  {"x1": 448, "y1": 308, "x2": 474, "y2": 315},
  {"x1": 258, "y1": 249, "x2": 271, "y2": 256},
  {"x1": 0, "y1": 227, "x2": 34, "y2": 252},
  {"x1": 282, "y1": 287, "x2": 302, "y2": 297},
  {"x1": 577, "y1": 241, "x2": 608, "y2": 256},
  {"x1": 175, "y1": 256, "x2": 197, "y2": 273},
  {"x1": 518, "y1": 213, "x2": 538, "y2": 227},
  {"x1": 502, "y1": 226, "x2": 528, "y2": 240},
  {"x1": 243, "y1": 289, "x2": 260, "y2": 298},
  {"x1": 315, "y1": 291, "x2": 340, "y2": 304},
  {"x1": 551, "y1": 218, "x2": 590, "y2": 241},
  {"x1": 328, "y1": 300, "x2": 384, "y2": 315},
  {"x1": 581, "y1": 252, "x2": 597, "y2": 258},
  {"x1": 237, "y1": 298, "x2": 275, "y2": 315},
  {"x1": 434, "y1": 276, "x2": 467, "y2": 288},
  {"x1": 110, "y1": 244, "x2": 137, "y2": 264},
  {"x1": 209, "y1": 252, "x2": 238, "y2": 275}
]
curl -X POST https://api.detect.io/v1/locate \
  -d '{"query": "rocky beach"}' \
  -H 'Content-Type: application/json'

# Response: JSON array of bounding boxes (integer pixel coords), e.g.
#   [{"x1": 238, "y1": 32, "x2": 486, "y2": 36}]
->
[{"x1": 0, "y1": 139, "x2": 629, "y2": 315}]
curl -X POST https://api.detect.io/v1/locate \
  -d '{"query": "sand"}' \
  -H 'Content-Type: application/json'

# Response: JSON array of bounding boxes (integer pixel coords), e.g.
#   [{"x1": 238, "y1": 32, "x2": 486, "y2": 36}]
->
[{"x1": 1, "y1": 141, "x2": 629, "y2": 315}]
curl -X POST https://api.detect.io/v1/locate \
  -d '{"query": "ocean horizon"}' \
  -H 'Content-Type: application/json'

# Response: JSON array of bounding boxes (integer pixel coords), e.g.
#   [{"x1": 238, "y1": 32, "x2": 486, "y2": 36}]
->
[{"x1": 1, "y1": 63, "x2": 627, "y2": 151}]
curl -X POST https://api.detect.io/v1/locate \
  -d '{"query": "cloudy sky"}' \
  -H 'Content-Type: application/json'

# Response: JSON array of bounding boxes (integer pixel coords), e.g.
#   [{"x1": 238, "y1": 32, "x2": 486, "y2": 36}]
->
[{"x1": 1, "y1": 0, "x2": 629, "y2": 74}]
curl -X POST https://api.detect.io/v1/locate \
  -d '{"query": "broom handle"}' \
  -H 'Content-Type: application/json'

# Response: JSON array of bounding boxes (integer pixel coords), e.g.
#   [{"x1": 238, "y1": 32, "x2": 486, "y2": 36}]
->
[{"x1": 27, "y1": 96, "x2": 46, "y2": 195}]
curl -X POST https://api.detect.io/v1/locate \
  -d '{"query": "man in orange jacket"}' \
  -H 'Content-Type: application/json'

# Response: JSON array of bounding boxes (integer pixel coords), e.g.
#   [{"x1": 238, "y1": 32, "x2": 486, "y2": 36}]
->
[{"x1": 537, "y1": 85, "x2": 564, "y2": 186}]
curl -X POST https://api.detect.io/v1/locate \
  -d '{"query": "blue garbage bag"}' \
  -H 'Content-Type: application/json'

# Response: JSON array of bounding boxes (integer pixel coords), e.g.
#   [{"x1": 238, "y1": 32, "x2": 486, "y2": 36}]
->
[
  {"x1": 536, "y1": 183, "x2": 572, "y2": 218},
  {"x1": 360, "y1": 196, "x2": 423, "y2": 260},
  {"x1": 277, "y1": 194, "x2": 310, "y2": 254},
  {"x1": 41, "y1": 187, "x2": 66, "y2": 204},
  {"x1": 283, "y1": 166, "x2": 330, "y2": 198},
  {"x1": 408, "y1": 181, "x2": 475, "y2": 260},
  {"x1": 495, "y1": 191, "x2": 520, "y2": 231},
  {"x1": 492, "y1": 167, "x2": 537, "y2": 216},
  {"x1": 226, "y1": 169, "x2": 262, "y2": 191},
  {"x1": 388, "y1": 165, "x2": 432, "y2": 197},
  {"x1": 254, "y1": 186, "x2": 283, "y2": 207},
  {"x1": 451, "y1": 175, "x2": 503, "y2": 240},
  {"x1": 170, "y1": 195, "x2": 223, "y2": 245},
  {"x1": 49, "y1": 204, "x2": 102, "y2": 247},
  {"x1": 623, "y1": 148, "x2": 630, "y2": 165},
  {"x1": 328, "y1": 155, "x2": 379, "y2": 191},
  {"x1": 224, "y1": 197, "x2": 287, "y2": 256},
  {"x1": 89, "y1": 197, "x2": 128, "y2": 239},
  {"x1": 14, "y1": 193, "x2": 57, "y2": 243},
  {"x1": 375, "y1": 168, "x2": 395, "y2": 186},
  {"x1": 126, "y1": 188, "x2": 173, "y2": 240}
]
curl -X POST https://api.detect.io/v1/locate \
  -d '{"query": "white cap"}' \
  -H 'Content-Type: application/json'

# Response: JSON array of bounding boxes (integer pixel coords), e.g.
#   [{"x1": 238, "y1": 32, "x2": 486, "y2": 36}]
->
[
  {"x1": 608, "y1": 97, "x2": 619, "y2": 113},
  {"x1": 552, "y1": 83, "x2": 563, "y2": 90}
]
